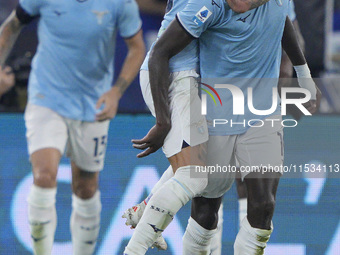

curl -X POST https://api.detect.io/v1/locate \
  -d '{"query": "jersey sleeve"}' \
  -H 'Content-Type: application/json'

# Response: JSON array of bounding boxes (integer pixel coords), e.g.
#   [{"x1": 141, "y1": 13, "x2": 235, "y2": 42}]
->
[
  {"x1": 19, "y1": 0, "x2": 43, "y2": 16},
  {"x1": 176, "y1": 0, "x2": 220, "y2": 38},
  {"x1": 117, "y1": 0, "x2": 142, "y2": 38},
  {"x1": 288, "y1": 0, "x2": 296, "y2": 21}
]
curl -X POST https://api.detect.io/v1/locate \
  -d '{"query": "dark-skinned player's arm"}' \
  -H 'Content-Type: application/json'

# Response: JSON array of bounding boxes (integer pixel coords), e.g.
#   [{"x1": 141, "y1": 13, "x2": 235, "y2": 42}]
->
[
  {"x1": 281, "y1": 16, "x2": 322, "y2": 114},
  {"x1": 227, "y1": 0, "x2": 270, "y2": 13},
  {"x1": 279, "y1": 20, "x2": 305, "y2": 85},
  {"x1": 132, "y1": 18, "x2": 194, "y2": 158}
]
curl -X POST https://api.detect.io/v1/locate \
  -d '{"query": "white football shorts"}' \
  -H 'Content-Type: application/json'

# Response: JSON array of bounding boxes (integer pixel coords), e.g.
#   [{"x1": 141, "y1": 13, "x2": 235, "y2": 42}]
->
[
  {"x1": 25, "y1": 104, "x2": 110, "y2": 172},
  {"x1": 202, "y1": 115, "x2": 284, "y2": 198},
  {"x1": 140, "y1": 70, "x2": 209, "y2": 158}
]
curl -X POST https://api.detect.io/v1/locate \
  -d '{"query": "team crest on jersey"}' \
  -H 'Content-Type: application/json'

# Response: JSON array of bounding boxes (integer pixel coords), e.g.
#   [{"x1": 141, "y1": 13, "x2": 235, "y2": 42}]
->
[
  {"x1": 275, "y1": 0, "x2": 283, "y2": 6},
  {"x1": 192, "y1": 6, "x2": 212, "y2": 27}
]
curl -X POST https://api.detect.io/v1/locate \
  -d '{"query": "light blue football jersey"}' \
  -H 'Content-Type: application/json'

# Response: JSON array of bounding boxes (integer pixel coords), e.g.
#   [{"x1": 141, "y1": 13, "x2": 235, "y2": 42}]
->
[
  {"x1": 177, "y1": 0, "x2": 289, "y2": 135},
  {"x1": 20, "y1": 0, "x2": 142, "y2": 121},
  {"x1": 140, "y1": 0, "x2": 198, "y2": 72}
]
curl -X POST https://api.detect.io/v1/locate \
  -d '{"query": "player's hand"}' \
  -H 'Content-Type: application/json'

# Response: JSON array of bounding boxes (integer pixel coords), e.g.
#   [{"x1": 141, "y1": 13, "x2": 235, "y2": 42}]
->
[
  {"x1": 132, "y1": 123, "x2": 171, "y2": 158},
  {"x1": 0, "y1": 65, "x2": 15, "y2": 96},
  {"x1": 96, "y1": 86, "x2": 121, "y2": 121},
  {"x1": 302, "y1": 84, "x2": 322, "y2": 114}
]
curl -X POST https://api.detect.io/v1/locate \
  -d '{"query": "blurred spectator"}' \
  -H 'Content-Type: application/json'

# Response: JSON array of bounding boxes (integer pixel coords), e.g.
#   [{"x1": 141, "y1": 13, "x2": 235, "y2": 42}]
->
[
  {"x1": 294, "y1": 0, "x2": 326, "y2": 77},
  {"x1": 0, "y1": 0, "x2": 17, "y2": 22},
  {"x1": 1, "y1": 51, "x2": 33, "y2": 112},
  {"x1": 0, "y1": 3, "x2": 37, "y2": 112},
  {"x1": 136, "y1": 0, "x2": 167, "y2": 16}
]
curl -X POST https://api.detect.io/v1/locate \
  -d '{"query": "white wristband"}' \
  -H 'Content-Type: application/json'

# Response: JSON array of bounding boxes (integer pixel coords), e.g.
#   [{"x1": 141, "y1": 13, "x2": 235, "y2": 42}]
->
[{"x1": 294, "y1": 64, "x2": 317, "y2": 100}]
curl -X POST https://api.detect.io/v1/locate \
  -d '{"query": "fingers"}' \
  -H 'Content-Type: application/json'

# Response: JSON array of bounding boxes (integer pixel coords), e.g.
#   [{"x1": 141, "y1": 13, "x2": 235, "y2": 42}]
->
[
  {"x1": 132, "y1": 136, "x2": 149, "y2": 149},
  {"x1": 131, "y1": 138, "x2": 148, "y2": 145},
  {"x1": 137, "y1": 147, "x2": 156, "y2": 158},
  {"x1": 96, "y1": 112, "x2": 108, "y2": 121},
  {"x1": 303, "y1": 100, "x2": 317, "y2": 114},
  {"x1": 96, "y1": 107, "x2": 110, "y2": 121},
  {"x1": 133, "y1": 142, "x2": 149, "y2": 150},
  {"x1": 96, "y1": 96, "x2": 105, "y2": 110},
  {"x1": 95, "y1": 95, "x2": 110, "y2": 121},
  {"x1": 132, "y1": 138, "x2": 158, "y2": 157},
  {"x1": 308, "y1": 101, "x2": 317, "y2": 114}
]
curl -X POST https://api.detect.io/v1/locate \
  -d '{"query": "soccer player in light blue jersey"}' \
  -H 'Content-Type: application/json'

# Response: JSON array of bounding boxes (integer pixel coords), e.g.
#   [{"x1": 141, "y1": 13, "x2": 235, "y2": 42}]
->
[
  {"x1": 235, "y1": 0, "x2": 305, "y2": 230},
  {"x1": 124, "y1": 0, "x2": 321, "y2": 254},
  {"x1": 0, "y1": 0, "x2": 145, "y2": 254}
]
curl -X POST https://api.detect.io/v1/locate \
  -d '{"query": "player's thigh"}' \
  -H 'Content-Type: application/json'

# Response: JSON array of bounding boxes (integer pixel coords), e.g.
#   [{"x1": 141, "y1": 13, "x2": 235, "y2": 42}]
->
[
  {"x1": 244, "y1": 173, "x2": 280, "y2": 203},
  {"x1": 201, "y1": 135, "x2": 237, "y2": 199},
  {"x1": 30, "y1": 149, "x2": 63, "y2": 187},
  {"x1": 25, "y1": 104, "x2": 68, "y2": 185},
  {"x1": 167, "y1": 142, "x2": 207, "y2": 171},
  {"x1": 66, "y1": 119, "x2": 110, "y2": 172},
  {"x1": 235, "y1": 116, "x2": 284, "y2": 180},
  {"x1": 139, "y1": 70, "x2": 155, "y2": 117},
  {"x1": 165, "y1": 71, "x2": 208, "y2": 165},
  {"x1": 25, "y1": 104, "x2": 68, "y2": 156}
]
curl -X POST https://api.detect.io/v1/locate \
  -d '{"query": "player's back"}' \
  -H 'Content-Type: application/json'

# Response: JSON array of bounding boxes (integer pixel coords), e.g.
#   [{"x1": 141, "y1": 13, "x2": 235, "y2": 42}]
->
[{"x1": 141, "y1": 0, "x2": 198, "y2": 72}]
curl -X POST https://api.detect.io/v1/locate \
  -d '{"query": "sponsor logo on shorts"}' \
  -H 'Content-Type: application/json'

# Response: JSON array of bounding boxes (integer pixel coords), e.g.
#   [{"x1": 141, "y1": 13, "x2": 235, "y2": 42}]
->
[{"x1": 192, "y1": 6, "x2": 212, "y2": 26}]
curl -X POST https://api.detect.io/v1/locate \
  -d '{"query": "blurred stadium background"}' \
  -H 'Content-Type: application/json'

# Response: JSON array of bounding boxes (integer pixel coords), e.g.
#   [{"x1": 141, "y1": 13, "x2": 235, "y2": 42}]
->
[{"x1": 0, "y1": 0, "x2": 339, "y2": 254}]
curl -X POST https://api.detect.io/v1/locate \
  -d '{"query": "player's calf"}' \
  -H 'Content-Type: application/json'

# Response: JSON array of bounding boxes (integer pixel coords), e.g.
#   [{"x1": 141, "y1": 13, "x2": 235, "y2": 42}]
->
[
  {"x1": 183, "y1": 217, "x2": 217, "y2": 255},
  {"x1": 124, "y1": 165, "x2": 208, "y2": 254},
  {"x1": 234, "y1": 217, "x2": 273, "y2": 255},
  {"x1": 28, "y1": 184, "x2": 57, "y2": 255},
  {"x1": 71, "y1": 191, "x2": 101, "y2": 255}
]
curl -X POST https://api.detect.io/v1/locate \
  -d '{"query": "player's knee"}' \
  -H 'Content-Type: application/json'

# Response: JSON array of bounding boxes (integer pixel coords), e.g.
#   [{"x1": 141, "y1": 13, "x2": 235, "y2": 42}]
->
[
  {"x1": 174, "y1": 166, "x2": 208, "y2": 197},
  {"x1": 33, "y1": 167, "x2": 58, "y2": 187},
  {"x1": 192, "y1": 197, "x2": 221, "y2": 230},
  {"x1": 72, "y1": 171, "x2": 98, "y2": 199},
  {"x1": 73, "y1": 183, "x2": 97, "y2": 199},
  {"x1": 249, "y1": 198, "x2": 276, "y2": 217},
  {"x1": 195, "y1": 210, "x2": 218, "y2": 230}
]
